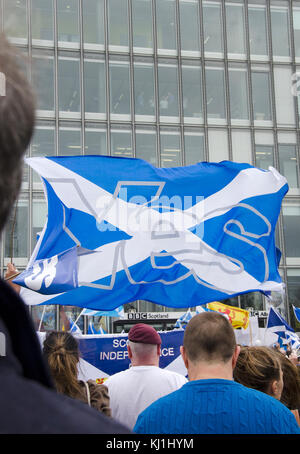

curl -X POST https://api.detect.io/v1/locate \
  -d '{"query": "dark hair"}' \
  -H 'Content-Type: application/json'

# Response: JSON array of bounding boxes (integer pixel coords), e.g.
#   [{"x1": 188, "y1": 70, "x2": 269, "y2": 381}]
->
[
  {"x1": 43, "y1": 331, "x2": 85, "y2": 400},
  {"x1": 233, "y1": 346, "x2": 281, "y2": 395},
  {"x1": 273, "y1": 350, "x2": 300, "y2": 410},
  {"x1": 0, "y1": 33, "x2": 35, "y2": 233},
  {"x1": 183, "y1": 312, "x2": 236, "y2": 363}
]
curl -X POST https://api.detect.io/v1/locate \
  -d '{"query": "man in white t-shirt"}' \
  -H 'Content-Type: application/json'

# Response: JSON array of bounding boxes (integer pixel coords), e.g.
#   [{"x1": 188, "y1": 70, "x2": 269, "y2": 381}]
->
[{"x1": 105, "y1": 323, "x2": 187, "y2": 431}]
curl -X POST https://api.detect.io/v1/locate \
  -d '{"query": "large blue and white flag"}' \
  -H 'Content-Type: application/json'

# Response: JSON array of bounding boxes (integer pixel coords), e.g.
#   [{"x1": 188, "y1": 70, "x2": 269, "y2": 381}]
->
[{"x1": 16, "y1": 156, "x2": 287, "y2": 311}]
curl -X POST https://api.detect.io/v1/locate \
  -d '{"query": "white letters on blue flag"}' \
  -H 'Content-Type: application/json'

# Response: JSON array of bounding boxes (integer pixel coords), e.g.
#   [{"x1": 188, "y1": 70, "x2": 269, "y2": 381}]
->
[{"x1": 17, "y1": 156, "x2": 288, "y2": 311}]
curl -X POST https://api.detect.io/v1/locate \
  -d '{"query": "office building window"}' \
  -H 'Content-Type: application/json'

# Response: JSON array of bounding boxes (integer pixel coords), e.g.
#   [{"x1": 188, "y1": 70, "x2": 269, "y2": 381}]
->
[
  {"x1": 156, "y1": 0, "x2": 177, "y2": 53},
  {"x1": 287, "y1": 270, "x2": 300, "y2": 315},
  {"x1": 225, "y1": 2, "x2": 246, "y2": 58},
  {"x1": 108, "y1": 0, "x2": 129, "y2": 49},
  {"x1": 82, "y1": 0, "x2": 104, "y2": 47},
  {"x1": 32, "y1": 0, "x2": 54, "y2": 43},
  {"x1": 32, "y1": 53, "x2": 55, "y2": 113},
  {"x1": 132, "y1": 0, "x2": 153, "y2": 50},
  {"x1": 58, "y1": 56, "x2": 81, "y2": 115},
  {"x1": 270, "y1": 4, "x2": 291, "y2": 58},
  {"x1": 5, "y1": 199, "x2": 29, "y2": 259},
  {"x1": 84, "y1": 58, "x2": 106, "y2": 117},
  {"x1": 278, "y1": 144, "x2": 299, "y2": 190},
  {"x1": 160, "y1": 128, "x2": 181, "y2": 167},
  {"x1": 181, "y1": 63, "x2": 203, "y2": 123},
  {"x1": 85, "y1": 126, "x2": 107, "y2": 155},
  {"x1": 282, "y1": 203, "x2": 300, "y2": 260},
  {"x1": 273, "y1": 66, "x2": 296, "y2": 126},
  {"x1": 57, "y1": 0, "x2": 79, "y2": 44},
  {"x1": 251, "y1": 68, "x2": 273, "y2": 123},
  {"x1": 293, "y1": 6, "x2": 300, "y2": 59},
  {"x1": 32, "y1": 198, "x2": 47, "y2": 250},
  {"x1": 179, "y1": 0, "x2": 200, "y2": 54},
  {"x1": 248, "y1": 4, "x2": 269, "y2": 58},
  {"x1": 135, "y1": 127, "x2": 157, "y2": 165},
  {"x1": 203, "y1": 1, "x2": 223, "y2": 55},
  {"x1": 228, "y1": 64, "x2": 249, "y2": 122},
  {"x1": 31, "y1": 125, "x2": 56, "y2": 184},
  {"x1": 255, "y1": 145, "x2": 274, "y2": 169},
  {"x1": 134, "y1": 60, "x2": 156, "y2": 118},
  {"x1": 205, "y1": 64, "x2": 226, "y2": 122},
  {"x1": 208, "y1": 129, "x2": 228, "y2": 162},
  {"x1": 110, "y1": 60, "x2": 131, "y2": 118},
  {"x1": 59, "y1": 125, "x2": 82, "y2": 155},
  {"x1": 184, "y1": 130, "x2": 205, "y2": 165},
  {"x1": 231, "y1": 130, "x2": 252, "y2": 164},
  {"x1": 111, "y1": 127, "x2": 133, "y2": 158},
  {"x1": 3, "y1": 0, "x2": 28, "y2": 41},
  {"x1": 158, "y1": 62, "x2": 179, "y2": 120}
]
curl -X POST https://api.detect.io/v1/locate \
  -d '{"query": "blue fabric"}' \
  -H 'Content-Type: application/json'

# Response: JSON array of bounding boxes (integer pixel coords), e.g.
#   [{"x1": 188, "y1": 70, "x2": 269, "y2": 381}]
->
[{"x1": 134, "y1": 379, "x2": 300, "y2": 434}]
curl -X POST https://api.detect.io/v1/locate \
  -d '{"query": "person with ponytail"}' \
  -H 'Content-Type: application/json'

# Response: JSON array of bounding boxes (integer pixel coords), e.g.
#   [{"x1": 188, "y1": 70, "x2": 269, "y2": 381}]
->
[{"x1": 43, "y1": 331, "x2": 111, "y2": 417}]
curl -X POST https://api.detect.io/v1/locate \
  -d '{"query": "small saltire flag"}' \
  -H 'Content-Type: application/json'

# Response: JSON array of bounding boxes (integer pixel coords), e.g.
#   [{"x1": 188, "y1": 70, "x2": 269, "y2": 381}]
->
[
  {"x1": 88, "y1": 320, "x2": 106, "y2": 335},
  {"x1": 174, "y1": 309, "x2": 193, "y2": 329},
  {"x1": 292, "y1": 305, "x2": 300, "y2": 324},
  {"x1": 207, "y1": 301, "x2": 250, "y2": 329},
  {"x1": 266, "y1": 307, "x2": 294, "y2": 343},
  {"x1": 285, "y1": 331, "x2": 300, "y2": 350},
  {"x1": 69, "y1": 316, "x2": 82, "y2": 335},
  {"x1": 82, "y1": 306, "x2": 125, "y2": 318},
  {"x1": 16, "y1": 156, "x2": 287, "y2": 311}
]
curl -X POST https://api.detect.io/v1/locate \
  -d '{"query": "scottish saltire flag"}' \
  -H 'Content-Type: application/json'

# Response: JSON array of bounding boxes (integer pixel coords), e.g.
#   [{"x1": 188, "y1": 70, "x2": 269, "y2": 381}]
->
[
  {"x1": 293, "y1": 305, "x2": 300, "y2": 323},
  {"x1": 16, "y1": 156, "x2": 287, "y2": 311},
  {"x1": 88, "y1": 321, "x2": 106, "y2": 335},
  {"x1": 266, "y1": 307, "x2": 295, "y2": 345},
  {"x1": 82, "y1": 306, "x2": 125, "y2": 318},
  {"x1": 174, "y1": 309, "x2": 193, "y2": 328},
  {"x1": 285, "y1": 331, "x2": 300, "y2": 350},
  {"x1": 69, "y1": 316, "x2": 82, "y2": 335}
]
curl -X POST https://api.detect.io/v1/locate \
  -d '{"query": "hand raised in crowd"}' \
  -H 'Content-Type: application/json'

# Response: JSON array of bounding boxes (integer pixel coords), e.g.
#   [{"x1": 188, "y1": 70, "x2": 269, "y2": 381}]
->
[{"x1": 4, "y1": 262, "x2": 21, "y2": 294}]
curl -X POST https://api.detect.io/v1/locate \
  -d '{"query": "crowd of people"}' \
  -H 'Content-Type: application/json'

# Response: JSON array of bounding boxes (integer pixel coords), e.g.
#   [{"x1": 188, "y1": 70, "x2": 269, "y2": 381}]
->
[{"x1": 1, "y1": 33, "x2": 300, "y2": 435}]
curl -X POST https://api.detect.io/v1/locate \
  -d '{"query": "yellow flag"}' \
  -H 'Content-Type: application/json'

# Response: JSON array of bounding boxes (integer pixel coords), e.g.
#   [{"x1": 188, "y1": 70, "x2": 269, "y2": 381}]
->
[{"x1": 207, "y1": 301, "x2": 250, "y2": 330}]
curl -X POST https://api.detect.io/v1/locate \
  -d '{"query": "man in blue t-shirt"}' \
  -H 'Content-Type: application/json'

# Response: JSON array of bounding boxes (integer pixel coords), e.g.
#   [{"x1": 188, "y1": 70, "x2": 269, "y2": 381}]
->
[{"x1": 134, "y1": 312, "x2": 300, "y2": 435}]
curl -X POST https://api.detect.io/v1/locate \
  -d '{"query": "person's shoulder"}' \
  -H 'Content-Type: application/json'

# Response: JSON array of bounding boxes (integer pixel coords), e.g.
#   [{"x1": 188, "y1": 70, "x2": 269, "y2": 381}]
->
[
  {"x1": 105, "y1": 368, "x2": 130, "y2": 384},
  {"x1": 158, "y1": 368, "x2": 188, "y2": 383}
]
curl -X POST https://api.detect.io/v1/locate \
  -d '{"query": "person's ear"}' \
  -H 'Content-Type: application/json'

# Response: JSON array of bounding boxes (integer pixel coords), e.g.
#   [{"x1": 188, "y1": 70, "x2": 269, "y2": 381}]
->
[
  {"x1": 180, "y1": 345, "x2": 189, "y2": 370},
  {"x1": 269, "y1": 379, "x2": 281, "y2": 399},
  {"x1": 232, "y1": 345, "x2": 241, "y2": 370},
  {"x1": 127, "y1": 344, "x2": 133, "y2": 359}
]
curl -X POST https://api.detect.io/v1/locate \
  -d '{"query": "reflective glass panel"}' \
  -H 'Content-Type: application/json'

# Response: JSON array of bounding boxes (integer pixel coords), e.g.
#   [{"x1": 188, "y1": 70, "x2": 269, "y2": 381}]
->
[
  {"x1": 5, "y1": 200, "x2": 28, "y2": 258},
  {"x1": 58, "y1": 57, "x2": 81, "y2": 113},
  {"x1": 228, "y1": 66, "x2": 249, "y2": 120},
  {"x1": 111, "y1": 130, "x2": 133, "y2": 157},
  {"x1": 205, "y1": 66, "x2": 226, "y2": 120},
  {"x1": 248, "y1": 6, "x2": 268, "y2": 57},
  {"x1": 31, "y1": 305, "x2": 56, "y2": 332},
  {"x1": 278, "y1": 145, "x2": 299, "y2": 189},
  {"x1": 110, "y1": 61, "x2": 131, "y2": 116},
  {"x1": 156, "y1": 0, "x2": 177, "y2": 52},
  {"x1": 32, "y1": 199, "x2": 47, "y2": 250},
  {"x1": 287, "y1": 270, "x2": 300, "y2": 326},
  {"x1": 181, "y1": 64, "x2": 203, "y2": 121},
  {"x1": 255, "y1": 145, "x2": 274, "y2": 169},
  {"x1": 208, "y1": 129, "x2": 228, "y2": 161},
  {"x1": 132, "y1": 0, "x2": 153, "y2": 49},
  {"x1": 293, "y1": 9, "x2": 300, "y2": 58},
  {"x1": 59, "y1": 128, "x2": 81, "y2": 155},
  {"x1": 135, "y1": 130, "x2": 157, "y2": 165},
  {"x1": 203, "y1": 2, "x2": 223, "y2": 54},
  {"x1": 274, "y1": 67, "x2": 295, "y2": 126},
  {"x1": 85, "y1": 128, "x2": 107, "y2": 155},
  {"x1": 179, "y1": 0, "x2": 200, "y2": 53},
  {"x1": 184, "y1": 132, "x2": 205, "y2": 165},
  {"x1": 134, "y1": 62, "x2": 155, "y2": 116},
  {"x1": 231, "y1": 130, "x2": 252, "y2": 164},
  {"x1": 108, "y1": 0, "x2": 129, "y2": 47},
  {"x1": 160, "y1": 129, "x2": 181, "y2": 167},
  {"x1": 271, "y1": 7, "x2": 290, "y2": 57},
  {"x1": 158, "y1": 64, "x2": 179, "y2": 118},
  {"x1": 32, "y1": 55, "x2": 55, "y2": 112},
  {"x1": 251, "y1": 70, "x2": 272, "y2": 121},
  {"x1": 225, "y1": 3, "x2": 246, "y2": 56},
  {"x1": 84, "y1": 59, "x2": 106, "y2": 115},
  {"x1": 32, "y1": 0, "x2": 54, "y2": 41},
  {"x1": 82, "y1": 0, "x2": 104, "y2": 46},
  {"x1": 57, "y1": 0, "x2": 79, "y2": 43},
  {"x1": 3, "y1": 0, "x2": 27, "y2": 39},
  {"x1": 31, "y1": 126, "x2": 55, "y2": 183},
  {"x1": 282, "y1": 204, "x2": 300, "y2": 257}
]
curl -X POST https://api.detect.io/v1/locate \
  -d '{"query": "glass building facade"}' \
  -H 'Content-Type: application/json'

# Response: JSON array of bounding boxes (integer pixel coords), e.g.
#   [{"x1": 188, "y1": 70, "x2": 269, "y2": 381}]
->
[{"x1": 1, "y1": 0, "x2": 300, "y2": 332}]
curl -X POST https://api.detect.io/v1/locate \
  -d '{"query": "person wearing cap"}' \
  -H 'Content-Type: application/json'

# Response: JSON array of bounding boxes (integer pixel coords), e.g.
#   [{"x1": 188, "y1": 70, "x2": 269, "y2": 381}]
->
[{"x1": 105, "y1": 323, "x2": 187, "y2": 431}]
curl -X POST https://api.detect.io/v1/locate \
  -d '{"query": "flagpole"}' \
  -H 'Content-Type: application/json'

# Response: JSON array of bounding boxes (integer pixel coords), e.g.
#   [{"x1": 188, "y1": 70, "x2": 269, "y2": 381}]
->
[{"x1": 38, "y1": 306, "x2": 46, "y2": 332}]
